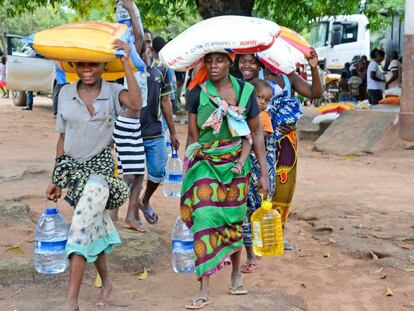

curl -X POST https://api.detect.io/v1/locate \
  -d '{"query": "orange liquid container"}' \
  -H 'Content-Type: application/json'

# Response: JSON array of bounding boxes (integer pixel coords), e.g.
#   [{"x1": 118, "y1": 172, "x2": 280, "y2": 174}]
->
[{"x1": 251, "y1": 201, "x2": 284, "y2": 257}]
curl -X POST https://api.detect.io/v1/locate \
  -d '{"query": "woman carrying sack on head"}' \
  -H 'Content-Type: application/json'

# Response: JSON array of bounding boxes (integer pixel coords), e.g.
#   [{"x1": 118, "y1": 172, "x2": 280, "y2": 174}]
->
[{"x1": 181, "y1": 52, "x2": 269, "y2": 309}]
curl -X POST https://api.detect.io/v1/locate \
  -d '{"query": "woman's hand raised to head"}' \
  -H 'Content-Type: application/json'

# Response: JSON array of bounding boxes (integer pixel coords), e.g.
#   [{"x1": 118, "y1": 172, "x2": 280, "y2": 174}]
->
[{"x1": 112, "y1": 39, "x2": 130, "y2": 63}]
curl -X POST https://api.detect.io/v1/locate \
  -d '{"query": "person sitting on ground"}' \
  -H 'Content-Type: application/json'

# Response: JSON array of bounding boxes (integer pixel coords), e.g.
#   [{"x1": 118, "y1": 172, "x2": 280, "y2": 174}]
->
[
  {"x1": 46, "y1": 39, "x2": 141, "y2": 311},
  {"x1": 348, "y1": 69, "x2": 363, "y2": 101},
  {"x1": 385, "y1": 50, "x2": 402, "y2": 90},
  {"x1": 367, "y1": 49, "x2": 385, "y2": 105}
]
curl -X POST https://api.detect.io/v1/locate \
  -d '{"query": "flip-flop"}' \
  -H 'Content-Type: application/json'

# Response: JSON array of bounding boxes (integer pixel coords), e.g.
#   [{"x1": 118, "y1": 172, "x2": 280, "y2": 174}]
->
[
  {"x1": 138, "y1": 202, "x2": 159, "y2": 225},
  {"x1": 241, "y1": 263, "x2": 258, "y2": 273},
  {"x1": 124, "y1": 223, "x2": 146, "y2": 233},
  {"x1": 229, "y1": 284, "x2": 248, "y2": 295},
  {"x1": 185, "y1": 296, "x2": 211, "y2": 310}
]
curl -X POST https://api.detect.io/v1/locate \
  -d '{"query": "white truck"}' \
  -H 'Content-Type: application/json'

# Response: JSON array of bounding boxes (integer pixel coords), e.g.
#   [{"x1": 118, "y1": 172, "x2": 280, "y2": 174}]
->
[
  {"x1": 5, "y1": 34, "x2": 55, "y2": 106},
  {"x1": 310, "y1": 14, "x2": 370, "y2": 72}
]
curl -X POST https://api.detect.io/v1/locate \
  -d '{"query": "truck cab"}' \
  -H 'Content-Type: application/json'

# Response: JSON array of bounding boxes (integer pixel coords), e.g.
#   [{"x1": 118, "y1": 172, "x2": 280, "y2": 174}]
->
[
  {"x1": 310, "y1": 14, "x2": 370, "y2": 73},
  {"x1": 5, "y1": 34, "x2": 55, "y2": 106}
]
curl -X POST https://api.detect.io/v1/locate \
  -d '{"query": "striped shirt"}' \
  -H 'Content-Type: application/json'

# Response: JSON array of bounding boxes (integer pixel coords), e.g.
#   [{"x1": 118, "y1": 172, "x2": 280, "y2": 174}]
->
[{"x1": 113, "y1": 116, "x2": 145, "y2": 175}]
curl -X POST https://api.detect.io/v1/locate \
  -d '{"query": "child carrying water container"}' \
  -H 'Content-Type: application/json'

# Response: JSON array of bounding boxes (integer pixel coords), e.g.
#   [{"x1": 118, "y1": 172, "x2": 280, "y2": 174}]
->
[{"x1": 46, "y1": 38, "x2": 142, "y2": 310}]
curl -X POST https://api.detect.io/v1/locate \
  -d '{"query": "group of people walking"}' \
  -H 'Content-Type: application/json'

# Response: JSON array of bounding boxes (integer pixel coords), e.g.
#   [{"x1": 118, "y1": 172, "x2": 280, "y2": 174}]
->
[{"x1": 42, "y1": 1, "x2": 323, "y2": 310}]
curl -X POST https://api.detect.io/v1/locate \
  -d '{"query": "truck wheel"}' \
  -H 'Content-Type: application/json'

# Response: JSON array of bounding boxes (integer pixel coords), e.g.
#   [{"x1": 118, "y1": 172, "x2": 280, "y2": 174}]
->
[{"x1": 12, "y1": 91, "x2": 26, "y2": 106}]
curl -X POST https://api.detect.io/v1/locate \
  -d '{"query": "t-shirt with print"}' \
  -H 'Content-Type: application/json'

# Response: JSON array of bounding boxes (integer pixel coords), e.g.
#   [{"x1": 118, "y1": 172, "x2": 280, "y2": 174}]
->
[
  {"x1": 140, "y1": 62, "x2": 173, "y2": 139},
  {"x1": 387, "y1": 59, "x2": 402, "y2": 89},
  {"x1": 367, "y1": 61, "x2": 385, "y2": 90},
  {"x1": 56, "y1": 80, "x2": 126, "y2": 161},
  {"x1": 185, "y1": 80, "x2": 260, "y2": 118}
]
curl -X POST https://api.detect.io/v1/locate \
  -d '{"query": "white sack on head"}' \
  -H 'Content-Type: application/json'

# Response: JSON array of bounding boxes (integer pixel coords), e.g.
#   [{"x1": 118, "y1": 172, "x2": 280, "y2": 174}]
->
[
  {"x1": 159, "y1": 15, "x2": 281, "y2": 71},
  {"x1": 256, "y1": 37, "x2": 306, "y2": 75}
]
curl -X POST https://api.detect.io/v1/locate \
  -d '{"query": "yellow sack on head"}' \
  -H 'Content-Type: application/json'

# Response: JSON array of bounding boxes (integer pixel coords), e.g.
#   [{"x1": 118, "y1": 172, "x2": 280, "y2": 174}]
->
[{"x1": 28, "y1": 22, "x2": 143, "y2": 81}]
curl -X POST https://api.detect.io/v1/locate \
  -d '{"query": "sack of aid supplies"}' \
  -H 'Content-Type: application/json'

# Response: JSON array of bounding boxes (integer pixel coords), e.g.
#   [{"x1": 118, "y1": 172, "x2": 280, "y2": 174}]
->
[{"x1": 159, "y1": 15, "x2": 281, "y2": 71}]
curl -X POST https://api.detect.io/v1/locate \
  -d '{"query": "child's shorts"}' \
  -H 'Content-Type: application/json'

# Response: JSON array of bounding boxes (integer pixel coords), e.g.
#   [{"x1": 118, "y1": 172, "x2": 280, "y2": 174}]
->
[{"x1": 113, "y1": 115, "x2": 145, "y2": 175}]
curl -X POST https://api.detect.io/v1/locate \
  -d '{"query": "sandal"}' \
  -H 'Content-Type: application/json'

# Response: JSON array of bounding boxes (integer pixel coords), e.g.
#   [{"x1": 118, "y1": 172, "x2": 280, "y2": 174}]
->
[
  {"x1": 185, "y1": 296, "x2": 211, "y2": 310},
  {"x1": 138, "y1": 203, "x2": 159, "y2": 225},
  {"x1": 231, "y1": 162, "x2": 244, "y2": 175},
  {"x1": 229, "y1": 284, "x2": 248, "y2": 295},
  {"x1": 241, "y1": 263, "x2": 258, "y2": 273}
]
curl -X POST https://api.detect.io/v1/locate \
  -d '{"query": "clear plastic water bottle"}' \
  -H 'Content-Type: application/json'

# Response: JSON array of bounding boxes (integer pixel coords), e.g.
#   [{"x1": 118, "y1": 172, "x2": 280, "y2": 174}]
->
[
  {"x1": 165, "y1": 129, "x2": 172, "y2": 158},
  {"x1": 163, "y1": 149, "x2": 183, "y2": 197},
  {"x1": 172, "y1": 217, "x2": 195, "y2": 273},
  {"x1": 115, "y1": 1, "x2": 143, "y2": 30},
  {"x1": 34, "y1": 207, "x2": 68, "y2": 274}
]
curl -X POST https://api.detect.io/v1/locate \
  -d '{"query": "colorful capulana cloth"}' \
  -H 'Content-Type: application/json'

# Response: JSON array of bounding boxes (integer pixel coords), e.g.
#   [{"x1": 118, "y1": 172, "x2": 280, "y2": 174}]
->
[
  {"x1": 268, "y1": 96, "x2": 303, "y2": 141},
  {"x1": 52, "y1": 147, "x2": 129, "y2": 210},
  {"x1": 65, "y1": 175, "x2": 121, "y2": 263},
  {"x1": 200, "y1": 83, "x2": 252, "y2": 141},
  {"x1": 272, "y1": 132, "x2": 298, "y2": 226},
  {"x1": 242, "y1": 134, "x2": 277, "y2": 247},
  {"x1": 180, "y1": 139, "x2": 251, "y2": 280}
]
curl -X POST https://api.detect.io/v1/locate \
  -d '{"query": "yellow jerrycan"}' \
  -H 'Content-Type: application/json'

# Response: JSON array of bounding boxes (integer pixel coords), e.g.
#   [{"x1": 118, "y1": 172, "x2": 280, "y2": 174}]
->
[{"x1": 251, "y1": 200, "x2": 284, "y2": 256}]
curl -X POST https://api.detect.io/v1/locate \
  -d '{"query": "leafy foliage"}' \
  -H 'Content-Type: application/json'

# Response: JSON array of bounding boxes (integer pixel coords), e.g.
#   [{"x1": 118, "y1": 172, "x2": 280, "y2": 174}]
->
[
  {"x1": 0, "y1": 1, "x2": 73, "y2": 54},
  {"x1": 0, "y1": 0, "x2": 405, "y2": 42}
]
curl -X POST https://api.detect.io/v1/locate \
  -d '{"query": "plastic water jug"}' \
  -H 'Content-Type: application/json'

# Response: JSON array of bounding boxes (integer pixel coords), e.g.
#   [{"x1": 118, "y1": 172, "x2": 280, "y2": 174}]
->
[
  {"x1": 165, "y1": 130, "x2": 172, "y2": 158},
  {"x1": 163, "y1": 149, "x2": 183, "y2": 197},
  {"x1": 34, "y1": 206, "x2": 68, "y2": 274},
  {"x1": 251, "y1": 200, "x2": 284, "y2": 257},
  {"x1": 115, "y1": 1, "x2": 143, "y2": 30},
  {"x1": 172, "y1": 217, "x2": 195, "y2": 273}
]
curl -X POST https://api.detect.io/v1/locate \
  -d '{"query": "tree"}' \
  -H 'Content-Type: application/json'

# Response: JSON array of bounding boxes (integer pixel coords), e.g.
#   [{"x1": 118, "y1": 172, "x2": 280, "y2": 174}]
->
[
  {"x1": 195, "y1": 0, "x2": 254, "y2": 19},
  {"x1": 0, "y1": 0, "x2": 405, "y2": 37},
  {"x1": 0, "y1": 1, "x2": 73, "y2": 55}
]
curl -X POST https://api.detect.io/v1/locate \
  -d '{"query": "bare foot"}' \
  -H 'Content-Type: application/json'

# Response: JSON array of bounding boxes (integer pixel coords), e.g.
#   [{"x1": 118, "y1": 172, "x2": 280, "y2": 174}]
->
[
  {"x1": 96, "y1": 281, "x2": 112, "y2": 307},
  {"x1": 109, "y1": 209, "x2": 119, "y2": 222},
  {"x1": 124, "y1": 220, "x2": 146, "y2": 233},
  {"x1": 67, "y1": 301, "x2": 80, "y2": 311}
]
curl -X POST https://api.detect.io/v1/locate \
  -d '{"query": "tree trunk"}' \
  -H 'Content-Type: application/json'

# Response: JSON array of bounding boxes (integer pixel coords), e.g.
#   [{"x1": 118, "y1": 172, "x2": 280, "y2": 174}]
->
[{"x1": 195, "y1": 0, "x2": 254, "y2": 19}]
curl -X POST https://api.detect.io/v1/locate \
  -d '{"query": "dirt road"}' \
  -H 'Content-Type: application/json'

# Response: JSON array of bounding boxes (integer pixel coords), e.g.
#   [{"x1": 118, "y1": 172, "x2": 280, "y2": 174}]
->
[{"x1": 0, "y1": 96, "x2": 413, "y2": 311}]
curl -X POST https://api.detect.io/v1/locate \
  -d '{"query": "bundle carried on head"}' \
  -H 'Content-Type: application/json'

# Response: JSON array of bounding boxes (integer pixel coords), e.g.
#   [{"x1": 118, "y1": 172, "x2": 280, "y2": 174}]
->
[
  {"x1": 256, "y1": 27, "x2": 312, "y2": 75},
  {"x1": 25, "y1": 21, "x2": 144, "y2": 81},
  {"x1": 159, "y1": 15, "x2": 282, "y2": 71},
  {"x1": 159, "y1": 16, "x2": 312, "y2": 76}
]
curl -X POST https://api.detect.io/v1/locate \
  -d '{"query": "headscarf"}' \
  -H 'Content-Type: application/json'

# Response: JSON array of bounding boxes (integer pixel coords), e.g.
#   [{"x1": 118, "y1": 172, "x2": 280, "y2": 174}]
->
[{"x1": 188, "y1": 53, "x2": 236, "y2": 90}]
